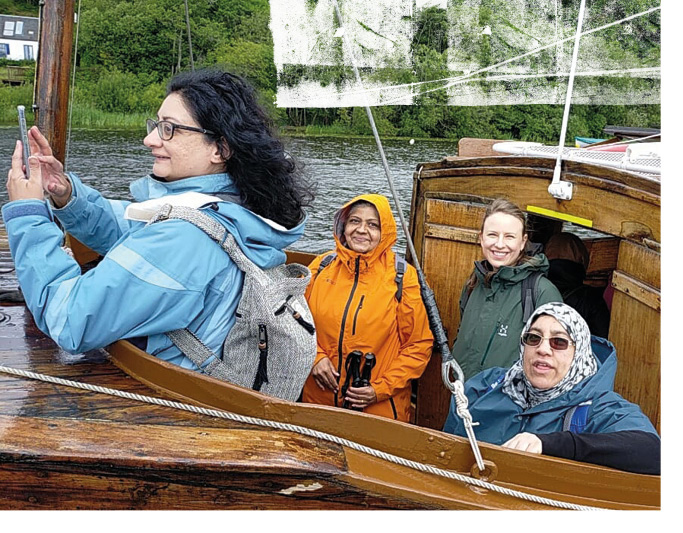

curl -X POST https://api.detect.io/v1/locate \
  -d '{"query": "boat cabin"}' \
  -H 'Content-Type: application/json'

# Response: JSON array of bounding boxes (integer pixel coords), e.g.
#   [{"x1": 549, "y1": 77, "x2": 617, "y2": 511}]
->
[{"x1": 409, "y1": 138, "x2": 660, "y2": 433}]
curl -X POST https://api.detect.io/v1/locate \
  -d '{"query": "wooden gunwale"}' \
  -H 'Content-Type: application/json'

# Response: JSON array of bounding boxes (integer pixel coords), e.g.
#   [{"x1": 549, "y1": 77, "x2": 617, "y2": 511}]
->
[
  {"x1": 418, "y1": 156, "x2": 661, "y2": 200},
  {"x1": 106, "y1": 339, "x2": 660, "y2": 509},
  {"x1": 1, "y1": 304, "x2": 658, "y2": 510}
]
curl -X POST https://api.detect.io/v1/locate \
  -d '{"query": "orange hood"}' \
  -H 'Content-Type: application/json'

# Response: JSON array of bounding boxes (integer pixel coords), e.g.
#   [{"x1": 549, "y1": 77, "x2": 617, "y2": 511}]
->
[{"x1": 333, "y1": 194, "x2": 397, "y2": 272}]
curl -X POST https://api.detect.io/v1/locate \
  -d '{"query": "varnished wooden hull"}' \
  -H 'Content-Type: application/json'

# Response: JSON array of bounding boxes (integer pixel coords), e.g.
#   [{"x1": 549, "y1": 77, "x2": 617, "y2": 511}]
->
[{"x1": 0, "y1": 298, "x2": 660, "y2": 509}]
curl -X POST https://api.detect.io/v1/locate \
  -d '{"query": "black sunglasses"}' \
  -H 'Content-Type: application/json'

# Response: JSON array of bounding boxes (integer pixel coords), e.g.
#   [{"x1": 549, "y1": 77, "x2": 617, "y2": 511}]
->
[
  {"x1": 521, "y1": 332, "x2": 574, "y2": 351},
  {"x1": 146, "y1": 118, "x2": 214, "y2": 141}
]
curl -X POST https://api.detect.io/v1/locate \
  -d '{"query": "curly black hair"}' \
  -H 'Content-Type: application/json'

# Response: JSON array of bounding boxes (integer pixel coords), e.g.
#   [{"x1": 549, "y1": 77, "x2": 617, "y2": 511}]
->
[{"x1": 167, "y1": 69, "x2": 314, "y2": 229}]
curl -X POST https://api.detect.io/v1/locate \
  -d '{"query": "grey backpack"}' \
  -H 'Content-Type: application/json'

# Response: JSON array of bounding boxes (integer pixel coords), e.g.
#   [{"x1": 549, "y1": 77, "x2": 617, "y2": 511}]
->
[{"x1": 148, "y1": 203, "x2": 316, "y2": 401}]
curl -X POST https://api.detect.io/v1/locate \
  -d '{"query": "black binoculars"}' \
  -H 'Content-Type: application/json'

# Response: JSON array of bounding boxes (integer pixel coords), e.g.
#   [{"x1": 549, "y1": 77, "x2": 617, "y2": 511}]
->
[{"x1": 341, "y1": 350, "x2": 376, "y2": 411}]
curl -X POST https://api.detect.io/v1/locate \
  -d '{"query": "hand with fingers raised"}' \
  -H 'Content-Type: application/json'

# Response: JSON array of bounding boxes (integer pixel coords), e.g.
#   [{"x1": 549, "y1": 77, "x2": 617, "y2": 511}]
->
[
  {"x1": 27, "y1": 126, "x2": 72, "y2": 207},
  {"x1": 7, "y1": 140, "x2": 44, "y2": 202}
]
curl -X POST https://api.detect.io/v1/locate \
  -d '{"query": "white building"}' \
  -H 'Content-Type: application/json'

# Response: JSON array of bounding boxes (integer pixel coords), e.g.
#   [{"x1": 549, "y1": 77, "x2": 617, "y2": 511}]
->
[{"x1": 0, "y1": 15, "x2": 39, "y2": 60}]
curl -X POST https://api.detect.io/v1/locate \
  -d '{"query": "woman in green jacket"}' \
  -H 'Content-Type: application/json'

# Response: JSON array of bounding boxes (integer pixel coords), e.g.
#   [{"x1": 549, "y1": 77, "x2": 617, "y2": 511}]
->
[{"x1": 452, "y1": 198, "x2": 562, "y2": 380}]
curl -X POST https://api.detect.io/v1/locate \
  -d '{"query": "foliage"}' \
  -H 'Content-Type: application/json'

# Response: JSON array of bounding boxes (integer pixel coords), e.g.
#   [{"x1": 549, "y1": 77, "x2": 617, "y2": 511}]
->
[
  {"x1": 0, "y1": 83, "x2": 33, "y2": 123},
  {"x1": 0, "y1": 0, "x2": 38, "y2": 16}
]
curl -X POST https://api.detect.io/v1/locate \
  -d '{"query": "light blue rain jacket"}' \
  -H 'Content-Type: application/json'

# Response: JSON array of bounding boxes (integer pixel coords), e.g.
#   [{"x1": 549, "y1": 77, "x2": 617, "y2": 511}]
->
[
  {"x1": 1, "y1": 172, "x2": 305, "y2": 370},
  {"x1": 442, "y1": 337, "x2": 659, "y2": 441}
]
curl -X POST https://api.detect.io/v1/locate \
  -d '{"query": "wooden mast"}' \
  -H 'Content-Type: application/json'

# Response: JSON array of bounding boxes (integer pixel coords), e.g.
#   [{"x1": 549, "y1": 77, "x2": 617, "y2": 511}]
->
[{"x1": 34, "y1": 0, "x2": 75, "y2": 165}]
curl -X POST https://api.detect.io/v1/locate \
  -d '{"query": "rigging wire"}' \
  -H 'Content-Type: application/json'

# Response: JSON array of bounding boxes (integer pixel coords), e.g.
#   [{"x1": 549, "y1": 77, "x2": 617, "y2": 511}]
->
[
  {"x1": 65, "y1": 0, "x2": 83, "y2": 171},
  {"x1": 329, "y1": 0, "x2": 475, "y2": 468}
]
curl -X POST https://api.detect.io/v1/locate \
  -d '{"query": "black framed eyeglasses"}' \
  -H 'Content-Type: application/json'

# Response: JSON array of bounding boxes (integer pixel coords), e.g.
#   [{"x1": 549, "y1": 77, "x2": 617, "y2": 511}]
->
[
  {"x1": 521, "y1": 332, "x2": 574, "y2": 351},
  {"x1": 146, "y1": 118, "x2": 214, "y2": 141}
]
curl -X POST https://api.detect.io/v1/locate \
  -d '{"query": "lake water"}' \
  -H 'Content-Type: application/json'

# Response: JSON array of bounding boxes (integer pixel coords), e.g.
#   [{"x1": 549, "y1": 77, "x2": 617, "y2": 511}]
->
[{"x1": 0, "y1": 126, "x2": 457, "y2": 254}]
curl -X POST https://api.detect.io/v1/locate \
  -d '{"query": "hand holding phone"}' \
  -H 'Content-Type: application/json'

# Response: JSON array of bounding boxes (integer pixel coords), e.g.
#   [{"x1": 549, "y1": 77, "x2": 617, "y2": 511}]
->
[{"x1": 17, "y1": 105, "x2": 31, "y2": 178}]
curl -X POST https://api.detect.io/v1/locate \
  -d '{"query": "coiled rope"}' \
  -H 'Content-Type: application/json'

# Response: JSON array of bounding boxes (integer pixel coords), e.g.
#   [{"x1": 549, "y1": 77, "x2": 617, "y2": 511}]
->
[{"x1": 0, "y1": 364, "x2": 601, "y2": 511}]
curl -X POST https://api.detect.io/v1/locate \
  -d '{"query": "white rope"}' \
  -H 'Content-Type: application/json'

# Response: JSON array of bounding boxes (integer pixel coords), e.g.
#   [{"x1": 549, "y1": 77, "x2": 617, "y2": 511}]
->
[
  {"x1": 0, "y1": 364, "x2": 602, "y2": 511},
  {"x1": 451, "y1": 380, "x2": 485, "y2": 473}
]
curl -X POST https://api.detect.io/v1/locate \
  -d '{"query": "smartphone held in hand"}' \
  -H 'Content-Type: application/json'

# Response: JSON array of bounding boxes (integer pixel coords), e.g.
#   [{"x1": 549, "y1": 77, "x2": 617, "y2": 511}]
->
[{"x1": 17, "y1": 105, "x2": 31, "y2": 178}]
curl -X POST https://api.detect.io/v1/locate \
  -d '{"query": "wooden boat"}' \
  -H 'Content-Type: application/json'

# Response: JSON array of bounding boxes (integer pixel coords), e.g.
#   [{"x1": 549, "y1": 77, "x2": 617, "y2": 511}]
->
[
  {"x1": 0, "y1": 1, "x2": 660, "y2": 511},
  {"x1": 0, "y1": 137, "x2": 661, "y2": 509}
]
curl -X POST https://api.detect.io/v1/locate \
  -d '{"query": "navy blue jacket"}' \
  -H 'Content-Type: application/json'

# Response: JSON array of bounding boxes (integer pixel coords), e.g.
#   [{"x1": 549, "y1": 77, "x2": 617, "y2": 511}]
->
[{"x1": 443, "y1": 337, "x2": 660, "y2": 474}]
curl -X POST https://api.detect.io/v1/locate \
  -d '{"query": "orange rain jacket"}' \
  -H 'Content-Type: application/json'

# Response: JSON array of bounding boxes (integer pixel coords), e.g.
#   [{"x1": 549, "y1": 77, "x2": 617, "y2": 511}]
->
[{"x1": 301, "y1": 194, "x2": 433, "y2": 421}]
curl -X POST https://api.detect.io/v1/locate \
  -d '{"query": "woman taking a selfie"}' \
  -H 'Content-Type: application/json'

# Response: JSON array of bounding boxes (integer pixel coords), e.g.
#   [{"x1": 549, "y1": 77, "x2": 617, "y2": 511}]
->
[{"x1": 3, "y1": 69, "x2": 313, "y2": 375}]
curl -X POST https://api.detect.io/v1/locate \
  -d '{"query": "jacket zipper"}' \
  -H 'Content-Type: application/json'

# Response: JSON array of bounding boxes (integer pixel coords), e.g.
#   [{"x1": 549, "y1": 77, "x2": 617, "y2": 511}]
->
[
  {"x1": 389, "y1": 398, "x2": 398, "y2": 420},
  {"x1": 352, "y1": 295, "x2": 365, "y2": 335},
  {"x1": 479, "y1": 319, "x2": 500, "y2": 367},
  {"x1": 335, "y1": 256, "x2": 360, "y2": 407}
]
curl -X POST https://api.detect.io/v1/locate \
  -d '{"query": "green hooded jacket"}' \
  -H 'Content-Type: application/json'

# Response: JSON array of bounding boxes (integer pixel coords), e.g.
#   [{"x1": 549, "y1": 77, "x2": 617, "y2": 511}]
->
[{"x1": 452, "y1": 254, "x2": 562, "y2": 380}]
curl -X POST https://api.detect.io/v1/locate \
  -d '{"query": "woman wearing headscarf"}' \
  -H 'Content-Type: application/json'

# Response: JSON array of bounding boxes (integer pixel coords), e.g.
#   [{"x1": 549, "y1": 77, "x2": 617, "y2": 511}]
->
[
  {"x1": 301, "y1": 194, "x2": 433, "y2": 421},
  {"x1": 443, "y1": 302, "x2": 660, "y2": 475}
]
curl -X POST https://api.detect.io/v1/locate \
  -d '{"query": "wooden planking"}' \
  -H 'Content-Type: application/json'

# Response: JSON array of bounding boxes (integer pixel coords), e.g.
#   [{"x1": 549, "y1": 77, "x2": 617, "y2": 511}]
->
[
  {"x1": 616, "y1": 240, "x2": 661, "y2": 290},
  {"x1": 457, "y1": 138, "x2": 509, "y2": 158},
  {"x1": 608, "y1": 239, "x2": 661, "y2": 431},
  {"x1": 611, "y1": 271, "x2": 660, "y2": 312},
  {"x1": 424, "y1": 223, "x2": 479, "y2": 244},
  {"x1": 425, "y1": 196, "x2": 489, "y2": 228},
  {"x1": 415, "y1": 198, "x2": 486, "y2": 430},
  {"x1": 608, "y1": 293, "x2": 660, "y2": 432},
  {"x1": 0, "y1": 416, "x2": 423, "y2": 510},
  {"x1": 0, "y1": 415, "x2": 345, "y2": 473}
]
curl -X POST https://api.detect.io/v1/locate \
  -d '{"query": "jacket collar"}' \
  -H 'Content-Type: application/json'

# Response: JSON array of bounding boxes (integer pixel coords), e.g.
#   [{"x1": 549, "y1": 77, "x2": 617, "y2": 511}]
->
[
  {"x1": 522, "y1": 336, "x2": 617, "y2": 414},
  {"x1": 475, "y1": 253, "x2": 549, "y2": 288},
  {"x1": 129, "y1": 173, "x2": 237, "y2": 202}
]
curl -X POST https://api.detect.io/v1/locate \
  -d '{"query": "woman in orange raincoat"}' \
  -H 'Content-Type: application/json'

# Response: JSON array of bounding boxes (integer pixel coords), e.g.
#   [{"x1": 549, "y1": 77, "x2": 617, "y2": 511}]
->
[{"x1": 301, "y1": 194, "x2": 433, "y2": 421}]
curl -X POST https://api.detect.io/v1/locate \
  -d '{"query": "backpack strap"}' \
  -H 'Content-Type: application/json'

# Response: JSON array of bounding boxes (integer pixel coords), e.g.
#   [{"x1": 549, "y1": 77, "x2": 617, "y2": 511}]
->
[
  {"x1": 394, "y1": 255, "x2": 406, "y2": 302},
  {"x1": 459, "y1": 284, "x2": 474, "y2": 318},
  {"x1": 166, "y1": 327, "x2": 232, "y2": 380},
  {"x1": 315, "y1": 252, "x2": 406, "y2": 303},
  {"x1": 149, "y1": 204, "x2": 265, "y2": 374},
  {"x1": 521, "y1": 270, "x2": 543, "y2": 323},
  {"x1": 317, "y1": 252, "x2": 337, "y2": 275},
  {"x1": 563, "y1": 400, "x2": 592, "y2": 433}
]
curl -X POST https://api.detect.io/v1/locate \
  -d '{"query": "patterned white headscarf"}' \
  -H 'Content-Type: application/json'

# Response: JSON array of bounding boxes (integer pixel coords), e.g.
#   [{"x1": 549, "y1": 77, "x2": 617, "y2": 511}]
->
[{"x1": 502, "y1": 302, "x2": 598, "y2": 409}]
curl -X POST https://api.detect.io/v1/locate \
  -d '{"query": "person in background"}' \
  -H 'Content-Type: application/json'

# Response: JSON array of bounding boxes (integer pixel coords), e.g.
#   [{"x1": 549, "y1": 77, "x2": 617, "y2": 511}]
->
[
  {"x1": 443, "y1": 302, "x2": 660, "y2": 475},
  {"x1": 3, "y1": 69, "x2": 313, "y2": 375},
  {"x1": 301, "y1": 194, "x2": 433, "y2": 421},
  {"x1": 545, "y1": 232, "x2": 611, "y2": 338},
  {"x1": 452, "y1": 198, "x2": 562, "y2": 380}
]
